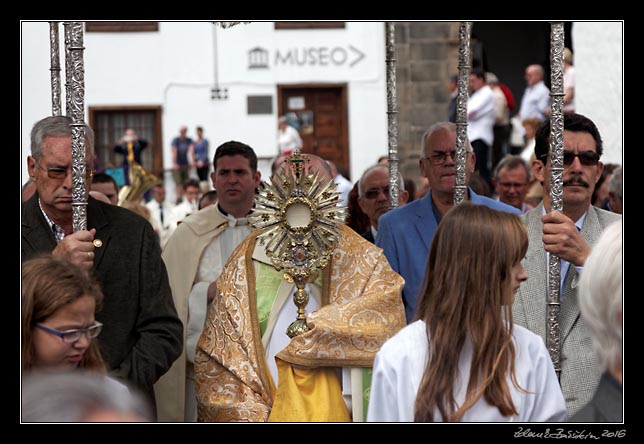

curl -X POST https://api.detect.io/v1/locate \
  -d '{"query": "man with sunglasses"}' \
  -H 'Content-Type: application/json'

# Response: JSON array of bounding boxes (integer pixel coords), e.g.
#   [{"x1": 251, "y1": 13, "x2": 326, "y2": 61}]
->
[
  {"x1": 376, "y1": 122, "x2": 521, "y2": 324},
  {"x1": 512, "y1": 112, "x2": 621, "y2": 418},
  {"x1": 357, "y1": 164, "x2": 409, "y2": 243},
  {"x1": 22, "y1": 115, "x2": 183, "y2": 417}
]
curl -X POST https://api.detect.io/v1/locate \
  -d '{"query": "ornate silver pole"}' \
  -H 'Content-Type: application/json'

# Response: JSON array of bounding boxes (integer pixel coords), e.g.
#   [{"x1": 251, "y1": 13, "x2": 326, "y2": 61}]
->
[
  {"x1": 546, "y1": 22, "x2": 565, "y2": 380},
  {"x1": 66, "y1": 22, "x2": 88, "y2": 232},
  {"x1": 49, "y1": 22, "x2": 62, "y2": 116},
  {"x1": 454, "y1": 22, "x2": 472, "y2": 205},
  {"x1": 63, "y1": 22, "x2": 73, "y2": 117},
  {"x1": 385, "y1": 22, "x2": 400, "y2": 208}
]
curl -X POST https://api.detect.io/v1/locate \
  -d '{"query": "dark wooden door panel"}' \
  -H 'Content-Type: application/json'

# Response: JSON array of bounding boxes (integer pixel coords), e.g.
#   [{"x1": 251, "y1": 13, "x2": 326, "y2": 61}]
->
[{"x1": 278, "y1": 85, "x2": 348, "y2": 176}]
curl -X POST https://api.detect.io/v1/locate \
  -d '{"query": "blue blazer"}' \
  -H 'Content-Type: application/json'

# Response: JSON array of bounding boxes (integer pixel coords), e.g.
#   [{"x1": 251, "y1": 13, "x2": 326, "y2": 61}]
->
[{"x1": 376, "y1": 189, "x2": 521, "y2": 323}]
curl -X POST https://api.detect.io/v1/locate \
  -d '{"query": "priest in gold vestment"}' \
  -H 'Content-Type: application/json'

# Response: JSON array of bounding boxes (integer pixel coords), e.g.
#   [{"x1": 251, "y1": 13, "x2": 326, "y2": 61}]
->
[{"x1": 194, "y1": 155, "x2": 406, "y2": 422}]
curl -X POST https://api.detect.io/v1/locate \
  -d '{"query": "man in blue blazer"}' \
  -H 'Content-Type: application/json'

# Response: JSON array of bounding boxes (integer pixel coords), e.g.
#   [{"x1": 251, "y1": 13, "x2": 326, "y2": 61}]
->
[{"x1": 376, "y1": 122, "x2": 520, "y2": 323}]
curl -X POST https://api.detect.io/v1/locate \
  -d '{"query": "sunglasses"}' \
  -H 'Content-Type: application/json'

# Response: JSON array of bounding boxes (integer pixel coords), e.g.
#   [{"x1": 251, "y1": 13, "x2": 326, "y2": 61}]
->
[
  {"x1": 539, "y1": 151, "x2": 600, "y2": 167},
  {"x1": 38, "y1": 164, "x2": 94, "y2": 181},
  {"x1": 363, "y1": 187, "x2": 390, "y2": 199}
]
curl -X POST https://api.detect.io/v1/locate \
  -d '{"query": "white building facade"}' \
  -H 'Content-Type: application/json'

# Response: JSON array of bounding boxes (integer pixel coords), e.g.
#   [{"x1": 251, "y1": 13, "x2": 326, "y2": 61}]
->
[
  {"x1": 21, "y1": 21, "x2": 622, "y2": 201},
  {"x1": 21, "y1": 21, "x2": 389, "y2": 200}
]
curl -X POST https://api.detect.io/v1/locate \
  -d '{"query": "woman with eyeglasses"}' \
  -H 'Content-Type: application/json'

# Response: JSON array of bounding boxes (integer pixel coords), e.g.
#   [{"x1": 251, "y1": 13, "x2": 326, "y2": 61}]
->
[
  {"x1": 21, "y1": 256, "x2": 153, "y2": 422},
  {"x1": 22, "y1": 255, "x2": 106, "y2": 371}
]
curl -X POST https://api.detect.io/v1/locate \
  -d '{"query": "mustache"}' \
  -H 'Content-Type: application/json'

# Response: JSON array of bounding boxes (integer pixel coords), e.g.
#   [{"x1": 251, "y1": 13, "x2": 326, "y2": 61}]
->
[{"x1": 563, "y1": 177, "x2": 589, "y2": 188}]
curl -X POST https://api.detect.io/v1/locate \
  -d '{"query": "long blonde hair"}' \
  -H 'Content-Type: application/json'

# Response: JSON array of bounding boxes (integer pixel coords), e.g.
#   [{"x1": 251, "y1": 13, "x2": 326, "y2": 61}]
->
[
  {"x1": 413, "y1": 203, "x2": 528, "y2": 422},
  {"x1": 22, "y1": 256, "x2": 106, "y2": 372}
]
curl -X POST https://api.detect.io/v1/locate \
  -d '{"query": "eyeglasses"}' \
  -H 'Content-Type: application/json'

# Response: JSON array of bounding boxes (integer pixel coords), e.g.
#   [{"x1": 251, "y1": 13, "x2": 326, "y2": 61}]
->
[
  {"x1": 36, "y1": 321, "x2": 103, "y2": 343},
  {"x1": 424, "y1": 150, "x2": 471, "y2": 165},
  {"x1": 38, "y1": 164, "x2": 94, "y2": 181},
  {"x1": 539, "y1": 151, "x2": 600, "y2": 167},
  {"x1": 363, "y1": 187, "x2": 390, "y2": 200}
]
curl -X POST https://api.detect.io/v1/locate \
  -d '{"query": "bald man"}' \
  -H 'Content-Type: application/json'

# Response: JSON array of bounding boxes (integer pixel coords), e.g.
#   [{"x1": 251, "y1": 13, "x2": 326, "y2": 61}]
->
[
  {"x1": 194, "y1": 153, "x2": 405, "y2": 422},
  {"x1": 519, "y1": 64, "x2": 550, "y2": 121}
]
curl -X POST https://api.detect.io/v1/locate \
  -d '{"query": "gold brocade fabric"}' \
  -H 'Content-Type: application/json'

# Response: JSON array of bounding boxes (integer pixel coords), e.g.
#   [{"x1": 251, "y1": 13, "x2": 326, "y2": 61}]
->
[{"x1": 194, "y1": 225, "x2": 405, "y2": 422}]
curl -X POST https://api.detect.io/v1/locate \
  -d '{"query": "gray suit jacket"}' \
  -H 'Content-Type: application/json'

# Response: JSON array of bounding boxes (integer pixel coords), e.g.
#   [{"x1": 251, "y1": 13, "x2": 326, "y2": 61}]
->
[
  {"x1": 569, "y1": 372, "x2": 622, "y2": 422},
  {"x1": 513, "y1": 203, "x2": 621, "y2": 417},
  {"x1": 22, "y1": 194, "x2": 183, "y2": 404}
]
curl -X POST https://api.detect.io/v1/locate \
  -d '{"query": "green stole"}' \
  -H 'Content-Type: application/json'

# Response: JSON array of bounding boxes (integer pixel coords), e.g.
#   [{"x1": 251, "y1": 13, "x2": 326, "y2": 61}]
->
[{"x1": 254, "y1": 261, "x2": 372, "y2": 421}]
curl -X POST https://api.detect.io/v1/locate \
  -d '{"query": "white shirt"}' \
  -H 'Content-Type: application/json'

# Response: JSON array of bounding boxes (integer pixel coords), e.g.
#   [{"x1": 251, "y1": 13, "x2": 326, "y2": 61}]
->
[
  {"x1": 519, "y1": 81, "x2": 550, "y2": 121},
  {"x1": 333, "y1": 174, "x2": 353, "y2": 207},
  {"x1": 467, "y1": 84, "x2": 497, "y2": 146},
  {"x1": 277, "y1": 125, "x2": 303, "y2": 155},
  {"x1": 145, "y1": 199, "x2": 176, "y2": 249},
  {"x1": 185, "y1": 210, "x2": 251, "y2": 363},
  {"x1": 367, "y1": 320, "x2": 566, "y2": 422}
]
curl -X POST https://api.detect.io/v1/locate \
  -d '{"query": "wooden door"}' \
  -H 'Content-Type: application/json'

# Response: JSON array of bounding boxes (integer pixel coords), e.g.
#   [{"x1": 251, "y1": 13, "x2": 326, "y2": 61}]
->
[{"x1": 278, "y1": 84, "x2": 349, "y2": 176}]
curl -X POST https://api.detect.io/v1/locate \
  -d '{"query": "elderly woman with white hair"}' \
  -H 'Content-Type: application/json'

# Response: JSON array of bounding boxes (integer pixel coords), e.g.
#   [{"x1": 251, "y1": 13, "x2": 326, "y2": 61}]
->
[{"x1": 570, "y1": 221, "x2": 622, "y2": 422}]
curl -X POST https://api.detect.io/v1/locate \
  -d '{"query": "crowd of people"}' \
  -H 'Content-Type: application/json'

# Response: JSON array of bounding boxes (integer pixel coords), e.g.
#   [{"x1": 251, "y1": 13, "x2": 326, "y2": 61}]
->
[{"x1": 22, "y1": 66, "x2": 622, "y2": 424}]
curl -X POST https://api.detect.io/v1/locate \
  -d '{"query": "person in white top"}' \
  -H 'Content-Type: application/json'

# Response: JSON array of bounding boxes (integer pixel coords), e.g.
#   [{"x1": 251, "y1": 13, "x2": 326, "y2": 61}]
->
[
  {"x1": 467, "y1": 69, "x2": 497, "y2": 187},
  {"x1": 145, "y1": 182, "x2": 176, "y2": 249},
  {"x1": 327, "y1": 160, "x2": 353, "y2": 206},
  {"x1": 368, "y1": 203, "x2": 566, "y2": 422},
  {"x1": 167, "y1": 178, "x2": 201, "y2": 233},
  {"x1": 277, "y1": 116, "x2": 302, "y2": 156}
]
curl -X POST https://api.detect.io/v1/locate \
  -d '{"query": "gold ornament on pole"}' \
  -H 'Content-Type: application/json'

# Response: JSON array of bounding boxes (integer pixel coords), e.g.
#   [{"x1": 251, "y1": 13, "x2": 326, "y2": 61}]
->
[{"x1": 249, "y1": 150, "x2": 347, "y2": 337}]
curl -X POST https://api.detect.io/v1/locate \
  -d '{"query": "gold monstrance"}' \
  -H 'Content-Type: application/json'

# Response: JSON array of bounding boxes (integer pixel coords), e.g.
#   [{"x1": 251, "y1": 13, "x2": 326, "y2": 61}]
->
[{"x1": 249, "y1": 151, "x2": 347, "y2": 337}]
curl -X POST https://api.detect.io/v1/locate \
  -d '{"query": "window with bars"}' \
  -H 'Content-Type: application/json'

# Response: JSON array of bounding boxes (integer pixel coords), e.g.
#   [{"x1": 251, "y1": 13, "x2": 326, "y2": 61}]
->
[{"x1": 89, "y1": 107, "x2": 162, "y2": 176}]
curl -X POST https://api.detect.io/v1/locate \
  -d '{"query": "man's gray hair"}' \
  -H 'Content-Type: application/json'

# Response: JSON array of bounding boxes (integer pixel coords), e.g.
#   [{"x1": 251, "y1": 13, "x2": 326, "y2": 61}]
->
[
  {"x1": 22, "y1": 370, "x2": 152, "y2": 422},
  {"x1": 419, "y1": 122, "x2": 472, "y2": 157},
  {"x1": 358, "y1": 164, "x2": 404, "y2": 197},
  {"x1": 30, "y1": 115, "x2": 95, "y2": 160},
  {"x1": 578, "y1": 221, "x2": 622, "y2": 372},
  {"x1": 493, "y1": 154, "x2": 531, "y2": 181}
]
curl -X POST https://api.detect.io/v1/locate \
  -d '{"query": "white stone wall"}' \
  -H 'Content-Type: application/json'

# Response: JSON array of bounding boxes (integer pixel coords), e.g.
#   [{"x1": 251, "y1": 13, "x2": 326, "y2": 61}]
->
[
  {"x1": 573, "y1": 22, "x2": 623, "y2": 166},
  {"x1": 21, "y1": 21, "x2": 388, "y2": 192}
]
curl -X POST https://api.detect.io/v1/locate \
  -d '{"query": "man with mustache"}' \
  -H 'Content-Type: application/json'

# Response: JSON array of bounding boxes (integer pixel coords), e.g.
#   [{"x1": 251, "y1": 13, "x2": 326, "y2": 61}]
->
[{"x1": 512, "y1": 113, "x2": 621, "y2": 418}]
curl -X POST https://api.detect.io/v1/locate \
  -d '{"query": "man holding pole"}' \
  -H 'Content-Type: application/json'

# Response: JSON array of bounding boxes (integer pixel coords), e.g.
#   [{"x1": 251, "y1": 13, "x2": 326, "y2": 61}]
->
[
  {"x1": 512, "y1": 112, "x2": 621, "y2": 417},
  {"x1": 22, "y1": 115, "x2": 183, "y2": 415}
]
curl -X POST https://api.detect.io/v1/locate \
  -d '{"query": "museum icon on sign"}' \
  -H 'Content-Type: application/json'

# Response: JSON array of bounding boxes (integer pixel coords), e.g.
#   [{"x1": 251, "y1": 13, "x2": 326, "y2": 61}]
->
[{"x1": 248, "y1": 47, "x2": 269, "y2": 69}]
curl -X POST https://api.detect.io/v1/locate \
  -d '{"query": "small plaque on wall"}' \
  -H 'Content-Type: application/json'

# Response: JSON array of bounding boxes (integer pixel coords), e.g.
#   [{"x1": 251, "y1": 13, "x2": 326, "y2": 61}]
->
[
  {"x1": 247, "y1": 95, "x2": 273, "y2": 115},
  {"x1": 288, "y1": 97, "x2": 305, "y2": 110}
]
